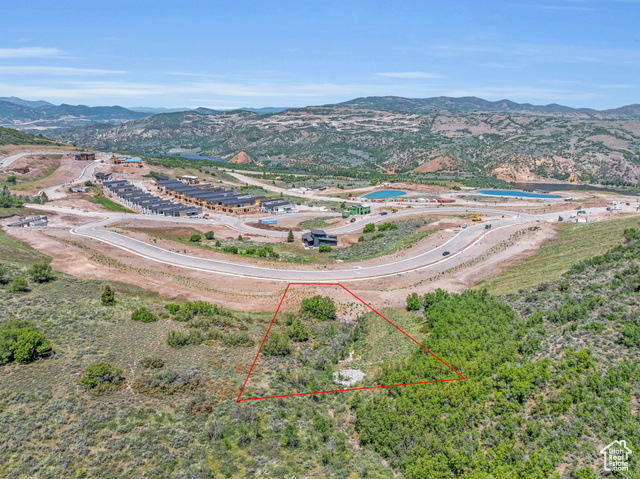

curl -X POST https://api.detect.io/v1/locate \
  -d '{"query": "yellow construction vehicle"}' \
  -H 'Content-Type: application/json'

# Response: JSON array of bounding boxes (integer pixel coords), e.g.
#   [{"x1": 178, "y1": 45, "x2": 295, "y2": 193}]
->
[{"x1": 471, "y1": 213, "x2": 482, "y2": 221}]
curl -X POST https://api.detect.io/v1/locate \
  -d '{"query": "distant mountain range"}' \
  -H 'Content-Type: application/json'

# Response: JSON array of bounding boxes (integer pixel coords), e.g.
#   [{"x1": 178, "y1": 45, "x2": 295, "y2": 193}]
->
[
  {"x1": 0, "y1": 96, "x2": 54, "y2": 108},
  {"x1": 0, "y1": 99, "x2": 151, "y2": 129},
  {"x1": 3, "y1": 94, "x2": 639, "y2": 132},
  {"x1": 332, "y1": 96, "x2": 640, "y2": 116},
  {"x1": 0, "y1": 97, "x2": 291, "y2": 130}
]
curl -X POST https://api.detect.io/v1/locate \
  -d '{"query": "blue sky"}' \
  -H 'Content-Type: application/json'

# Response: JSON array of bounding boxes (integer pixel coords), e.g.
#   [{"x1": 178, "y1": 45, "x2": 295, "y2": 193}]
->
[{"x1": 1, "y1": 0, "x2": 638, "y2": 109}]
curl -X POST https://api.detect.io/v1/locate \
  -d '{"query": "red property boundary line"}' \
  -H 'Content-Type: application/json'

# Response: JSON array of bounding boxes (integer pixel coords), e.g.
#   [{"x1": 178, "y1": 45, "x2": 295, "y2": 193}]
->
[{"x1": 237, "y1": 283, "x2": 466, "y2": 401}]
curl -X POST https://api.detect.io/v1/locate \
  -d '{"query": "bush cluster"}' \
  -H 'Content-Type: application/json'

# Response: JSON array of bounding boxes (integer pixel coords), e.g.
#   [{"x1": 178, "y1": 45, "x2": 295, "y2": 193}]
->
[
  {"x1": 0, "y1": 320, "x2": 52, "y2": 364},
  {"x1": 300, "y1": 295, "x2": 337, "y2": 321},
  {"x1": 80, "y1": 362, "x2": 125, "y2": 394},
  {"x1": 131, "y1": 307, "x2": 158, "y2": 323},
  {"x1": 139, "y1": 355, "x2": 165, "y2": 369}
]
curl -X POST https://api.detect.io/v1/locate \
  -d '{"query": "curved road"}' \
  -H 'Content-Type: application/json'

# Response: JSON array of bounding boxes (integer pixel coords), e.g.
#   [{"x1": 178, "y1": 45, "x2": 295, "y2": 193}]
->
[{"x1": 63, "y1": 206, "x2": 602, "y2": 282}]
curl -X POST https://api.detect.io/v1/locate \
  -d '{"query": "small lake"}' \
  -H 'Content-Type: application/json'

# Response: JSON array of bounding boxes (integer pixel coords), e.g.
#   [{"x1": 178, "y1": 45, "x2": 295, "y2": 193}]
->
[
  {"x1": 510, "y1": 182, "x2": 639, "y2": 197},
  {"x1": 152, "y1": 153, "x2": 226, "y2": 162},
  {"x1": 477, "y1": 189, "x2": 562, "y2": 199},
  {"x1": 362, "y1": 190, "x2": 407, "y2": 199}
]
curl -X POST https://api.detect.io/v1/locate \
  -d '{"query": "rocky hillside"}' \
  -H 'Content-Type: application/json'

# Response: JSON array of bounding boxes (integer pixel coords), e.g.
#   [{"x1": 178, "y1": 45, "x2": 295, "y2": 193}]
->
[{"x1": 49, "y1": 100, "x2": 640, "y2": 184}]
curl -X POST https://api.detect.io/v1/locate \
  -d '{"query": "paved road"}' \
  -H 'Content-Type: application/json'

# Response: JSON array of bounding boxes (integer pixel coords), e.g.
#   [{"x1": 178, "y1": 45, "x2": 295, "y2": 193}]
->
[
  {"x1": 64, "y1": 206, "x2": 614, "y2": 282},
  {"x1": 0, "y1": 150, "x2": 67, "y2": 170},
  {"x1": 40, "y1": 159, "x2": 101, "y2": 199},
  {"x1": 26, "y1": 200, "x2": 634, "y2": 282}
]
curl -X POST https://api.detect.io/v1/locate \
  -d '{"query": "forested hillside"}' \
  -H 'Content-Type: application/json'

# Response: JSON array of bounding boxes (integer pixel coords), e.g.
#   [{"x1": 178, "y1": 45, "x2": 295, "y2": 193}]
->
[
  {"x1": 0, "y1": 127, "x2": 57, "y2": 146},
  {"x1": 356, "y1": 227, "x2": 640, "y2": 478}
]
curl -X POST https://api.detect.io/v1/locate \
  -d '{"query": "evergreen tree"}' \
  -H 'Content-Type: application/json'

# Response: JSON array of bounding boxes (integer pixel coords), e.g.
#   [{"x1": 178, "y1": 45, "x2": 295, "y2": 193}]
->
[
  {"x1": 287, "y1": 230, "x2": 294, "y2": 242},
  {"x1": 101, "y1": 285, "x2": 115, "y2": 305}
]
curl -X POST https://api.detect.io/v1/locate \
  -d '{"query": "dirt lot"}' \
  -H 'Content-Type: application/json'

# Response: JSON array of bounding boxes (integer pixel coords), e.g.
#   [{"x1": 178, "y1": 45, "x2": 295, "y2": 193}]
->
[{"x1": 1, "y1": 151, "x2": 83, "y2": 195}]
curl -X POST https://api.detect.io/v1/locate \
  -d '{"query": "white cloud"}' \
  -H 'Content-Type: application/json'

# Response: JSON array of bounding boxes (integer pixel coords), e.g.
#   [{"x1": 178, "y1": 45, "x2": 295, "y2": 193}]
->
[
  {"x1": 0, "y1": 66, "x2": 126, "y2": 75},
  {"x1": 377, "y1": 72, "x2": 443, "y2": 79},
  {"x1": 0, "y1": 47, "x2": 66, "y2": 58}
]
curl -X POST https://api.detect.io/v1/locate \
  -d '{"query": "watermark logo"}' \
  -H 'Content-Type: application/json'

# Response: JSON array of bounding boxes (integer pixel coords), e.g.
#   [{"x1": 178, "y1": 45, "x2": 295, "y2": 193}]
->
[{"x1": 600, "y1": 440, "x2": 632, "y2": 472}]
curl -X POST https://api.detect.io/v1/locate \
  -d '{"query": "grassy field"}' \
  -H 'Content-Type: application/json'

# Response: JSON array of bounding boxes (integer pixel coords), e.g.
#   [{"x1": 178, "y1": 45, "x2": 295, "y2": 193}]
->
[
  {"x1": 297, "y1": 215, "x2": 340, "y2": 229},
  {"x1": 88, "y1": 195, "x2": 137, "y2": 213},
  {"x1": 0, "y1": 226, "x2": 51, "y2": 266},
  {"x1": 476, "y1": 215, "x2": 640, "y2": 294}
]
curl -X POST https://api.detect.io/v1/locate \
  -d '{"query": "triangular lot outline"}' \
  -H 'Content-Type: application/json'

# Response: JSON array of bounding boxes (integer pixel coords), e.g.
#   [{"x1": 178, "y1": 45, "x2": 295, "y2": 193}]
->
[{"x1": 237, "y1": 283, "x2": 466, "y2": 401}]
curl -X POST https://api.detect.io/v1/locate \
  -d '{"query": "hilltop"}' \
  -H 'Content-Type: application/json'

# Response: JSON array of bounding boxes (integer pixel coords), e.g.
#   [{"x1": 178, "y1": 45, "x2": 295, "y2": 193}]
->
[{"x1": 0, "y1": 127, "x2": 58, "y2": 146}]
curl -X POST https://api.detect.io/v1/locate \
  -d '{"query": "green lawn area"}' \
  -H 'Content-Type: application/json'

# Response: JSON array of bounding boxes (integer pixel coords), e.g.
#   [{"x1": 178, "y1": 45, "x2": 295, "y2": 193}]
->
[
  {"x1": 88, "y1": 195, "x2": 137, "y2": 213},
  {"x1": 0, "y1": 225, "x2": 51, "y2": 266},
  {"x1": 297, "y1": 216, "x2": 340, "y2": 229},
  {"x1": 476, "y1": 215, "x2": 640, "y2": 294}
]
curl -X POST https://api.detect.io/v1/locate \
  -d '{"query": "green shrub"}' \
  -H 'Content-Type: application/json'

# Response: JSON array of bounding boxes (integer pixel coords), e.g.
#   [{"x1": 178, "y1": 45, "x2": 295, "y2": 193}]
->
[
  {"x1": 131, "y1": 307, "x2": 158, "y2": 323},
  {"x1": 406, "y1": 293, "x2": 421, "y2": 311},
  {"x1": 0, "y1": 321, "x2": 52, "y2": 364},
  {"x1": 379, "y1": 222, "x2": 398, "y2": 232},
  {"x1": 222, "y1": 245, "x2": 239, "y2": 254},
  {"x1": 281, "y1": 423, "x2": 300, "y2": 448},
  {"x1": 0, "y1": 264, "x2": 7, "y2": 284},
  {"x1": 222, "y1": 332, "x2": 255, "y2": 347},
  {"x1": 101, "y1": 285, "x2": 115, "y2": 305},
  {"x1": 139, "y1": 355, "x2": 165, "y2": 369},
  {"x1": 132, "y1": 369, "x2": 201, "y2": 396},
  {"x1": 287, "y1": 317, "x2": 310, "y2": 341},
  {"x1": 164, "y1": 304, "x2": 181, "y2": 314},
  {"x1": 80, "y1": 362, "x2": 124, "y2": 393},
  {"x1": 300, "y1": 295, "x2": 337, "y2": 321},
  {"x1": 204, "y1": 231, "x2": 215, "y2": 240},
  {"x1": 319, "y1": 244, "x2": 332, "y2": 253},
  {"x1": 262, "y1": 332, "x2": 291, "y2": 356},
  {"x1": 363, "y1": 223, "x2": 376, "y2": 233},
  {"x1": 371, "y1": 232, "x2": 385, "y2": 240},
  {"x1": 9, "y1": 277, "x2": 28, "y2": 293},
  {"x1": 167, "y1": 330, "x2": 189, "y2": 348},
  {"x1": 189, "y1": 234, "x2": 201, "y2": 242},
  {"x1": 27, "y1": 263, "x2": 54, "y2": 283}
]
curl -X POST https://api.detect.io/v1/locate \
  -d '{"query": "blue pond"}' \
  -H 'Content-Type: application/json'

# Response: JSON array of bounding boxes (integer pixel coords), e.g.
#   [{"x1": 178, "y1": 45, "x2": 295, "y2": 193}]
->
[
  {"x1": 153, "y1": 153, "x2": 226, "y2": 162},
  {"x1": 477, "y1": 189, "x2": 561, "y2": 199},
  {"x1": 361, "y1": 190, "x2": 407, "y2": 199}
]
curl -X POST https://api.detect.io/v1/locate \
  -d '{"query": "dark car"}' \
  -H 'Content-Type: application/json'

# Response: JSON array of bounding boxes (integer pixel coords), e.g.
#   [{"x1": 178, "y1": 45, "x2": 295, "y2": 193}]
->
[
  {"x1": 442, "y1": 251, "x2": 451, "y2": 256},
  {"x1": 381, "y1": 211, "x2": 388, "y2": 215}
]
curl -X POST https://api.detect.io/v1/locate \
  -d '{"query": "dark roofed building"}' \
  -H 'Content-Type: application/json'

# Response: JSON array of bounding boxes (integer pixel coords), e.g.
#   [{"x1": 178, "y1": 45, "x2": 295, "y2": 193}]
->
[
  {"x1": 260, "y1": 199, "x2": 296, "y2": 214},
  {"x1": 301, "y1": 229, "x2": 338, "y2": 248},
  {"x1": 94, "y1": 172, "x2": 113, "y2": 183}
]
